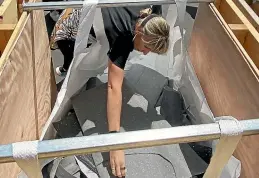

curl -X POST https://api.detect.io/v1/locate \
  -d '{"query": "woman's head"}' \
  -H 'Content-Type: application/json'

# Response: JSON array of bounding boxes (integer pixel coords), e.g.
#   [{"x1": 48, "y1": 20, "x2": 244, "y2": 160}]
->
[{"x1": 134, "y1": 9, "x2": 170, "y2": 55}]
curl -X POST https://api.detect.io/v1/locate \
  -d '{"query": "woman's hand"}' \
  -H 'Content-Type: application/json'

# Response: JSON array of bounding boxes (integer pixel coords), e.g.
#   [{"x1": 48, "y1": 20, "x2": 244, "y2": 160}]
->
[{"x1": 110, "y1": 150, "x2": 126, "y2": 177}]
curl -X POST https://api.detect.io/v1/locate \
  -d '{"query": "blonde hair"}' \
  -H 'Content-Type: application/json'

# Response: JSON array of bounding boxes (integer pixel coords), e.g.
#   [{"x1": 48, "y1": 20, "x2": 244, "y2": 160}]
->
[{"x1": 139, "y1": 8, "x2": 170, "y2": 54}]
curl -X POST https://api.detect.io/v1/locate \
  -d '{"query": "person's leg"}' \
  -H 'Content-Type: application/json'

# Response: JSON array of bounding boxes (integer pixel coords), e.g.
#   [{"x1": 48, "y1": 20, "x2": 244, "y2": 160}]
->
[
  {"x1": 62, "y1": 40, "x2": 75, "y2": 70},
  {"x1": 56, "y1": 40, "x2": 75, "y2": 75}
]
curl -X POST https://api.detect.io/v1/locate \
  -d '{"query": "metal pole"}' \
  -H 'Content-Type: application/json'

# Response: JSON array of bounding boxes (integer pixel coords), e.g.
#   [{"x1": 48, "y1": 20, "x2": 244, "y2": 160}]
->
[
  {"x1": 22, "y1": 0, "x2": 214, "y2": 11},
  {"x1": 0, "y1": 119, "x2": 258, "y2": 164}
]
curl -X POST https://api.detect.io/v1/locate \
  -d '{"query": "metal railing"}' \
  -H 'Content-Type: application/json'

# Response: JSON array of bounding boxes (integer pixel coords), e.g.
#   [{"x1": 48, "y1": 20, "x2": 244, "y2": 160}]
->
[
  {"x1": 0, "y1": 119, "x2": 258, "y2": 163},
  {"x1": 22, "y1": 0, "x2": 214, "y2": 11}
]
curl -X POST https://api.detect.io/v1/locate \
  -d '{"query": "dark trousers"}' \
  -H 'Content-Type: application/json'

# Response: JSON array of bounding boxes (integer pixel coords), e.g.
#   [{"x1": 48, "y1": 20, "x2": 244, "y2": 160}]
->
[{"x1": 57, "y1": 40, "x2": 75, "y2": 71}]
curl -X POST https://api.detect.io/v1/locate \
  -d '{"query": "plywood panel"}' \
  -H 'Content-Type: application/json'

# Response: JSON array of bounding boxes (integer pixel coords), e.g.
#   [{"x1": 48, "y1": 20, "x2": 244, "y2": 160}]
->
[
  {"x1": 189, "y1": 4, "x2": 259, "y2": 178},
  {"x1": 32, "y1": 11, "x2": 49, "y2": 61},
  {"x1": 0, "y1": 29, "x2": 12, "y2": 56},
  {"x1": 232, "y1": 29, "x2": 247, "y2": 44},
  {"x1": 251, "y1": 3, "x2": 259, "y2": 17},
  {"x1": 215, "y1": 0, "x2": 222, "y2": 9},
  {"x1": 0, "y1": 10, "x2": 54, "y2": 178},
  {"x1": 0, "y1": 14, "x2": 36, "y2": 144},
  {"x1": 0, "y1": 14, "x2": 35, "y2": 177},
  {"x1": 229, "y1": 24, "x2": 248, "y2": 44},
  {"x1": 219, "y1": 0, "x2": 242, "y2": 24},
  {"x1": 0, "y1": 24, "x2": 15, "y2": 56}
]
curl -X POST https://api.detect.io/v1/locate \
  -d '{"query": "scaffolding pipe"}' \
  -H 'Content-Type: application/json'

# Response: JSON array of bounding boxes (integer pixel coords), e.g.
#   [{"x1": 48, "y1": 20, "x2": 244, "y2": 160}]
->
[
  {"x1": 0, "y1": 119, "x2": 258, "y2": 164},
  {"x1": 22, "y1": 0, "x2": 214, "y2": 11}
]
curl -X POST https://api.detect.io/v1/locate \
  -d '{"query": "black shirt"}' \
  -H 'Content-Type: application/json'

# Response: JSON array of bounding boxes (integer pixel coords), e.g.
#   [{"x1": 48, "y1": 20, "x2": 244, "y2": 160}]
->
[{"x1": 100, "y1": 6, "x2": 161, "y2": 69}]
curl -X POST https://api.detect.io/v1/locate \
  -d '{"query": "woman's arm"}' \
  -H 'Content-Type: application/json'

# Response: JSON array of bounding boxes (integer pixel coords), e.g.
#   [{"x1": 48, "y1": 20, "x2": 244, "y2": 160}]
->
[
  {"x1": 107, "y1": 59, "x2": 126, "y2": 177},
  {"x1": 107, "y1": 59, "x2": 124, "y2": 132}
]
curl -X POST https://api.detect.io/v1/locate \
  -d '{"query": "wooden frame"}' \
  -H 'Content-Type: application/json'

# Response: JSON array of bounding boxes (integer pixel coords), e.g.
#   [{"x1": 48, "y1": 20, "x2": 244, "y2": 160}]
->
[
  {"x1": 0, "y1": 0, "x2": 18, "y2": 56},
  {"x1": 215, "y1": 0, "x2": 259, "y2": 77}
]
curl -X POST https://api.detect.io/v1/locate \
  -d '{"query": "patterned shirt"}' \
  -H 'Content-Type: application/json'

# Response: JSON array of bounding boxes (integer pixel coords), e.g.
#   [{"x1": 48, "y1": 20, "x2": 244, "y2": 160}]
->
[{"x1": 50, "y1": 8, "x2": 82, "y2": 49}]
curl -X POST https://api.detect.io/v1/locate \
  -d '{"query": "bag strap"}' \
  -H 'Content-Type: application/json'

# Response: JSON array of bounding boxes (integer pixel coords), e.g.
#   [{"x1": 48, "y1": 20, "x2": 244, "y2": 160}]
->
[
  {"x1": 204, "y1": 116, "x2": 243, "y2": 177},
  {"x1": 13, "y1": 141, "x2": 43, "y2": 178}
]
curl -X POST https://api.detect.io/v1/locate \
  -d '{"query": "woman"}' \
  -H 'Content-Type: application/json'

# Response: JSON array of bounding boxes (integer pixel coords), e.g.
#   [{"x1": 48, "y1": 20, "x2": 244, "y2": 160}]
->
[{"x1": 51, "y1": 5, "x2": 170, "y2": 177}]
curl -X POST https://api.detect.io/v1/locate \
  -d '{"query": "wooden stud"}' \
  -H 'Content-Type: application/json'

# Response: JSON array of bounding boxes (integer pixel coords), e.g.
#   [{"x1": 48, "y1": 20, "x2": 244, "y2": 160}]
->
[
  {"x1": 225, "y1": 0, "x2": 259, "y2": 73},
  {"x1": 210, "y1": 3, "x2": 259, "y2": 78},
  {"x1": 228, "y1": 23, "x2": 248, "y2": 30}
]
